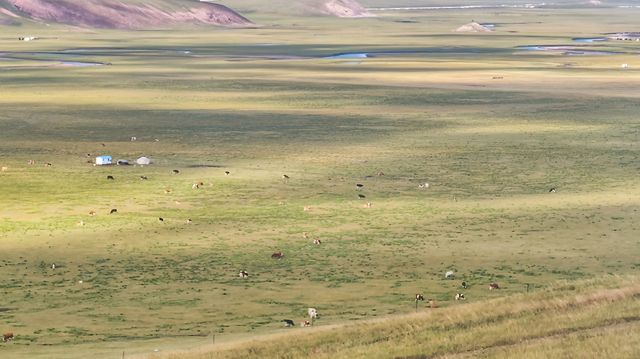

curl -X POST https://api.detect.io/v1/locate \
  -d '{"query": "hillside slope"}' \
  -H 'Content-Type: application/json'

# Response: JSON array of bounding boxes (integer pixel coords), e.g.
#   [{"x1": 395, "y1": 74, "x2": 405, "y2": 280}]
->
[
  {"x1": 150, "y1": 276, "x2": 640, "y2": 359},
  {"x1": 213, "y1": 0, "x2": 373, "y2": 17},
  {"x1": 0, "y1": 0, "x2": 253, "y2": 28}
]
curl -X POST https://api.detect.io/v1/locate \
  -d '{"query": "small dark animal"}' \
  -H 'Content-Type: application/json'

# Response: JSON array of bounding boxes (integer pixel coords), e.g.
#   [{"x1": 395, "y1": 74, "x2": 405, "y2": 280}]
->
[
  {"x1": 158, "y1": 217, "x2": 164, "y2": 222},
  {"x1": 2, "y1": 332, "x2": 14, "y2": 342},
  {"x1": 461, "y1": 281, "x2": 469, "y2": 289},
  {"x1": 239, "y1": 270, "x2": 249, "y2": 278},
  {"x1": 45, "y1": 163, "x2": 52, "y2": 167},
  {"x1": 140, "y1": 176, "x2": 148, "y2": 180},
  {"x1": 224, "y1": 171, "x2": 230, "y2": 176},
  {"x1": 356, "y1": 183, "x2": 364, "y2": 189},
  {"x1": 415, "y1": 294, "x2": 425, "y2": 301},
  {"x1": 358, "y1": 194, "x2": 366, "y2": 199},
  {"x1": 489, "y1": 282, "x2": 500, "y2": 290},
  {"x1": 549, "y1": 187, "x2": 557, "y2": 193},
  {"x1": 101, "y1": 143, "x2": 106, "y2": 147},
  {"x1": 107, "y1": 175, "x2": 115, "y2": 180},
  {"x1": 271, "y1": 251, "x2": 284, "y2": 260},
  {"x1": 282, "y1": 319, "x2": 294, "y2": 327},
  {"x1": 172, "y1": 170, "x2": 180, "y2": 174},
  {"x1": 282, "y1": 174, "x2": 290, "y2": 180},
  {"x1": 110, "y1": 209, "x2": 118, "y2": 214}
]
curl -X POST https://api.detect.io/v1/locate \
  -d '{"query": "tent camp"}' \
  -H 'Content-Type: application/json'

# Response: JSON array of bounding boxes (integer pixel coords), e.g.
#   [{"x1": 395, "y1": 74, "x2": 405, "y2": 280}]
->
[
  {"x1": 136, "y1": 157, "x2": 151, "y2": 165},
  {"x1": 95, "y1": 156, "x2": 112, "y2": 165}
]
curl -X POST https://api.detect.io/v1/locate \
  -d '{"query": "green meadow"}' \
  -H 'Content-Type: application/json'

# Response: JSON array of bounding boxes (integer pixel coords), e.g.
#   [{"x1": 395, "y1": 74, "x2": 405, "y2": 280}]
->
[{"x1": 1, "y1": 5, "x2": 639, "y2": 358}]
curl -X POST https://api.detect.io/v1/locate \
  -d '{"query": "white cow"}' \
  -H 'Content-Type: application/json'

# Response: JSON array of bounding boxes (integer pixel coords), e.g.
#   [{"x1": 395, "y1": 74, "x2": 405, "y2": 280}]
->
[{"x1": 308, "y1": 308, "x2": 318, "y2": 320}]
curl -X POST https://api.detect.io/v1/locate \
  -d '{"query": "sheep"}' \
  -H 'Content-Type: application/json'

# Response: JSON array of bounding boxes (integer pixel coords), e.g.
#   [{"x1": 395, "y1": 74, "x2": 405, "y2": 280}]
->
[
  {"x1": 302, "y1": 232, "x2": 309, "y2": 239},
  {"x1": 301, "y1": 320, "x2": 311, "y2": 327},
  {"x1": 130, "y1": 136, "x2": 137, "y2": 141},
  {"x1": 139, "y1": 176, "x2": 148, "y2": 180},
  {"x1": 28, "y1": 160, "x2": 35, "y2": 165},
  {"x1": 192, "y1": 183, "x2": 200, "y2": 189},
  {"x1": 238, "y1": 270, "x2": 249, "y2": 278},
  {"x1": 363, "y1": 202, "x2": 372, "y2": 208},
  {"x1": 308, "y1": 308, "x2": 318, "y2": 320},
  {"x1": 45, "y1": 163, "x2": 52, "y2": 167},
  {"x1": 455, "y1": 293, "x2": 466, "y2": 301},
  {"x1": 445, "y1": 271, "x2": 455, "y2": 279},
  {"x1": 164, "y1": 188, "x2": 172, "y2": 194},
  {"x1": 77, "y1": 220, "x2": 85, "y2": 226},
  {"x1": 282, "y1": 319, "x2": 294, "y2": 327},
  {"x1": 377, "y1": 171, "x2": 385, "y2": 176},
  {"x1": 1, "y1": 166, "x2": 8, "y2": 172},
  {"x1": 224, "y1": 171, "x2": 230, "y2": 176},
  {"x1": 418, "y1": 183, "x2": 430, "y2": 189},
  {"x1": 303, "y1": 206, "x2": 311, "y2": 212},
  {"x1": 549, "y1": 187, "x2": 557, "y2": 193},
  {"x1": 88, "y1": 210, "x2": 96, "y2": 216},
  {"x1": 415, "y1": 294, "x2": 425, "y2": 301},
  {"x1": 186, "y1": 219, "x2": 193, "y2": 224},
  {"x1": 313, "y1": 239, "x2": 322, "y2": 245},
  {"x1": 489, "y1": 282, "x2": 500, "y2": 290}
]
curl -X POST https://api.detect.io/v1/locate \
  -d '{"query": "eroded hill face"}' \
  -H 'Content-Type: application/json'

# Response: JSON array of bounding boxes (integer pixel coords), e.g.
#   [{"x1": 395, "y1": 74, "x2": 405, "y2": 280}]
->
[
  {"x1": 2, "y1": 0, "x2": 253, "y2": 28},
  {"x1": 319, "y1": 0, "x2": 373, "y2": 17}
]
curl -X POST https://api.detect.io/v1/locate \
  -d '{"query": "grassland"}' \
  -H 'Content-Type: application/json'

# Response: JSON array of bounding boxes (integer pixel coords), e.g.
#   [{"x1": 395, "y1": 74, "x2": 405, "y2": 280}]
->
[{"x1": 1, "y1": 5, "x2": 639, "y2": 359}]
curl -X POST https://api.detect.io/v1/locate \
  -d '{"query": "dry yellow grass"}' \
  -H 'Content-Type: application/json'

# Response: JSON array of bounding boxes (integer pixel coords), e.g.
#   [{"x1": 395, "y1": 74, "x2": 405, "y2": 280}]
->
[{"x1": 146, "y1": 276, "x2": 640, "y2": 359}]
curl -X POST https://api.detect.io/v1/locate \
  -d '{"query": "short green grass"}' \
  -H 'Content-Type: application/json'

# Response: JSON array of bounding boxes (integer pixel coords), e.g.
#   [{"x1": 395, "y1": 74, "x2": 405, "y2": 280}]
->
[{"x1": 0, "y1": 5, "x2": 639, "y2": 358}]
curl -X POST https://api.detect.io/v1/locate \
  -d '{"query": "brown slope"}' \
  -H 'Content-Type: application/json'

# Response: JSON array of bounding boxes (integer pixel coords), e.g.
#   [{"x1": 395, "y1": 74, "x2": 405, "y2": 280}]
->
[{"x1": 3, "y1": 0, "x2": 253, "y2": 29}]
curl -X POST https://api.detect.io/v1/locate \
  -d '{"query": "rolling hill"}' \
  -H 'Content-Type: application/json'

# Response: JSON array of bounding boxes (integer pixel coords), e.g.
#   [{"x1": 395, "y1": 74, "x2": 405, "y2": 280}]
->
[
  {"x1": 0, "y1": 0, "x2": 253, "y2": 29},
  {"x1": 213, "y1": 0, "x2": 373, "y2": 17}
]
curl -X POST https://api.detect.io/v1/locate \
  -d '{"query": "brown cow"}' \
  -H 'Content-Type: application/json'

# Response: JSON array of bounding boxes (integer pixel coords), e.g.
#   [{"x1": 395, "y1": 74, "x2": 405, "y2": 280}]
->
[
  {"x1": 489, "y1": 282, "x2": 500, "y2": 290},
  {"x1": 2, "y1": 332, "x2": 14, "y2": 341}
]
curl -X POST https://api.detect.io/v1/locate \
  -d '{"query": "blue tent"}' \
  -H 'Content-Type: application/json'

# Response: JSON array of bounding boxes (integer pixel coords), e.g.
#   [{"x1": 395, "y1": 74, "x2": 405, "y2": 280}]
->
[{"x1": 95, "y1": 155, "x2": 112, "y2": 165}]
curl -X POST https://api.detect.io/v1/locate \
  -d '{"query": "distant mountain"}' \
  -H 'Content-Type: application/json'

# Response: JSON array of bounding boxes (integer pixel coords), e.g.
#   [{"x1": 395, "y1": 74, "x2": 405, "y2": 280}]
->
[
  {"x1": 213, "y1": 0, "x2": 373, "y2": 18},
  {"x1": 0, "y1": 0, "x2": 253, "y2": 28}
]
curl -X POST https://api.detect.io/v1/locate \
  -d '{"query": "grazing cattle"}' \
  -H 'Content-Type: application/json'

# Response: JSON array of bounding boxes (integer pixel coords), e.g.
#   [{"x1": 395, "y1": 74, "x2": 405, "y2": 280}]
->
[
  {"x1": 186, "y1": 219, "x2": 192, "y2": 224},
  {"x1": 1, "y1": 166, "x2": 8, "y2": 172},
  {"x1": 2, "y1": 332, "x2": 14, "y2": 342},
  {"x1": 302, "y1": 232, "x2": 309, "y2": 239},
  {"x1": 238, "y1": 270, "x2": 249, "y2": 278},
  {"x1": 356, "y1": 183, "x2": 364, "y2": 190},
  {"x1": 45, "y1": 163, "x2": 52, "y2": 167},
  {"x1": 110, "y1": 209, "x2": 118, "y2": 214},
  {"x1": 89, "y1": 210, "x2": 96, "y2": 216},
  {"x1": 130, "y1": 136, "x2": 137, "y2": 141},
  {"x1": 158, "y1": 217, "x2": 164, "y2": 222},
  {"x1": 308, "y1": 308, "x2": 318, "y2": 319},
  {"x1": 140, "y1": 176, "x2": 148, "y2": 180},
  {"x1": 282, "y1": 174, "x2": 290, "y2": 180},
  {"x1": 363, "y1": 202, "x2": 372, "y2": 208},
  {"x1": 101, "y1": 143, "x2": 106, "y2": 147},
  {"x1": 77, "y1": 220, "x2": 85, "y2": 226},
  {"x1": 429, "y1": 299, "x2": 437, "y2": 308},
  {"x1": 418, "y1": 183, "x2": 430, "y2": 189},
  {"x1": 192, "y1": 183, "x2": 199, "y2": 189},
  {"x1": 28, "y1": 160, "x2": 35, "y2": 165},
  {"x1": 301, "y1": 320, "x2": 311, "y2": 327},
  {"x1": 282, "y1": 319, "x2": 294, "y2": 327},
  {"x1": 489, "y1": 282, "x2": 500, "y2": 290},
  {"x1": 461, "y1": 281, "x2": 469, "y2": 289},
  {"x1": 549, "y1": 187, "x2": 557, "y2": 193},
  {"x1": 271, "y1": 251, "x2": 284, "y2": 260},
  {"x1": 358, "y1": 194, "x2": 366, "y2": 199},
  {"x1": 445, "y1": 271, "x2": 455, "y2": 279},
  {"x1": 313, "y1": 239, "x2": 322, "y2": 245},
  {"x1": 415, "y1": 294, "x2": 425, "y2": 301},
  {"x1": 377, "y1": 171, "x2": 385, "y2": 176},
  {"x1": 224, "y1": 171, "x2": 230, "y2": 176},
  {"x1": 172, "y1": 170, "x2": 180, "y2": 174},
  {"x1": 455, "y1": 293, "x2": 466, "y2": 301},
  {"x1": 303, "y1": 206, "x2": 311, "y2": 212},
  {"x1": 106, "y1": 175, "x2": 114, "y2": 180}
]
